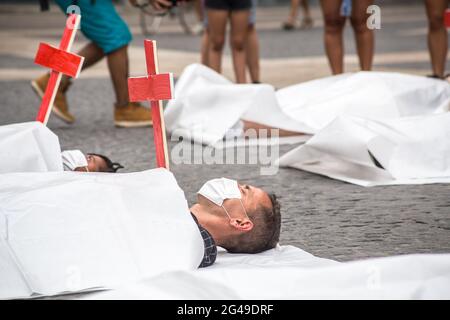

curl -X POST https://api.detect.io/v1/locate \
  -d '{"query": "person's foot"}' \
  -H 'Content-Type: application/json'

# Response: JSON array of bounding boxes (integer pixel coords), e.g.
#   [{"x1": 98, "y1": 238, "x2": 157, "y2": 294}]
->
[
  {"x1": 282, "y1": 21, "x2": 296, "y2": 31},
  {"x1": 31, "y1": 73, "x2": 75, "y2": 123},
  {"x1": 426, "y1": 74, "x2": 442, "y2": 79},
  {"x1": 191, "y1": 22, "x2": 204, "y2": 36},
  {"x1": 114, "y1": 102, "x2": 153, "y2": 128},
  {"x1": 299, "y1": 17, "x2": 313, "y2": 29}
]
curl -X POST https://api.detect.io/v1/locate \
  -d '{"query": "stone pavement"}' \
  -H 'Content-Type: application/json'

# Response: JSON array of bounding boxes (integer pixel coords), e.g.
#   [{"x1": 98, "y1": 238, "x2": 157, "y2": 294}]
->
[{"x1": 0, "y1": 3, "x2": 449, "y2": 262}]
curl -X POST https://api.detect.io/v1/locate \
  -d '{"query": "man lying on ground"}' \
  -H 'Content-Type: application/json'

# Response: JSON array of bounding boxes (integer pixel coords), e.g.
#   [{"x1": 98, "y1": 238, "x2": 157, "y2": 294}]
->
[
  {"x1": 60, "y1": 151, "x2": 280, "y2": 268},
  {"x1": 191, "y1": 177, "x2": 281, "y2": 267},
  {"x1": 0, "y1": 171, "x2": 282, "y2": 298}
]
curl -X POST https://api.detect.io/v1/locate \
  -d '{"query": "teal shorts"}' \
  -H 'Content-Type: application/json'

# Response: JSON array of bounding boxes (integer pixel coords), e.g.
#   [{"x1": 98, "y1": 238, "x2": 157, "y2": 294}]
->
[{"x1": 55, "y1": 0, "x2": 132, "y2": 54}]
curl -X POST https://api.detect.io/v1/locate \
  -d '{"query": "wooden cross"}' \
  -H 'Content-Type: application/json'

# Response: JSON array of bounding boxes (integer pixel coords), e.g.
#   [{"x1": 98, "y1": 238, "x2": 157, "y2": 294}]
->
[
  {"x1": 128, "y1": 40, "x2": 174, "y2": 170},
  {"x1": 34, "y1": 14, "x2": 84, "y2": 125}
]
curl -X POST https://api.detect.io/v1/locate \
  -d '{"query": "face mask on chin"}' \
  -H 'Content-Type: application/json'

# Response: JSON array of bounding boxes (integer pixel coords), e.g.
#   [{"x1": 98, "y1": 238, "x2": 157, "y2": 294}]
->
[
  {"x1": 197, "y1": 177, "x2": 249, "y2": 221},
  {"x1": 61, "y1": 150, "x2": 89, "y2": 172}
]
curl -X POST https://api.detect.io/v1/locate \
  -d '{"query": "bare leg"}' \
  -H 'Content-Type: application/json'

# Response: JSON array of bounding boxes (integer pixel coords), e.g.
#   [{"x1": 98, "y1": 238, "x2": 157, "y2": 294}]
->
[
  {"x1": 201, "y1": 30, "x2": 209, "y2": 66},
  {"x1": 425, "y1": 0, "x2": 448, "y2": 78},
  {"x1": 194, "y1": 0, "x2": 204, "y2": 22},
  {"x1": 106, "y1": 45, "x2": 130, "y2": 107},
  {"x1": 61, "y1": 42, "x2": 104, "y2": 85},
  {"x1": 300, "y1": 0, "x2": 312, "y2": 21},
  {"x1": 246, "y1": 24, "x2": 260, "y2": 83},
  {"x1": 243, "y1": 120, "x2": 304, "y2": 137},
  {"x1": 207, "y1": 9, "x2": 228, "y2": 74},
  {"x1": 230, "y1": 10, "x2": 250, "y2": 83},
  {"x1": 320, "y1": 0, "x2": 345, "y2": 74},
  {"x1": 351, "y1": 0, "x2": 374, "y2": 71},
  {"x1": 299, "y1": 0, "x2": 313, "y2": 28},
  {"x1": 285, "y1": 0, "x2": 300, "y2": 25}
]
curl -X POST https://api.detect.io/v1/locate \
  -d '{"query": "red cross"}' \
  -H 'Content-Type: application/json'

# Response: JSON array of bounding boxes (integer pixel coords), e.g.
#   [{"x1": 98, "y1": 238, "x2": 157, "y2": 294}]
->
[
  {"x1": 34, "y1": 14, "x2": 84, "y2": 125},
  {"x1": 128, "y1": 40, "x2": 174, "y2": 170}
]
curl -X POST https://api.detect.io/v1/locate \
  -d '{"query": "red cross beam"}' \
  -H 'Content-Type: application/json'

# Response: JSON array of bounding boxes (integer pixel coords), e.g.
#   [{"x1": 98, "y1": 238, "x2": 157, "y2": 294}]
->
[
  {"x1": 34, "y1": 14, "x2": 84, "y2": 125},
  {"x1": 128, "y1": 40, "x2": 174, "y2": 170}
]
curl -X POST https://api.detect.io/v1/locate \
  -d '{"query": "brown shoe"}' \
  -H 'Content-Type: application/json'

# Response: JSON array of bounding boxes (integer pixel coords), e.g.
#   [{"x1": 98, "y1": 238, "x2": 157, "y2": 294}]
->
[
  {"x1": 31, "y1": 73, "x2": 75, "y2": 124},
  {"x1": 114, "y1": 102, "x2": 153, "y2": 128}
]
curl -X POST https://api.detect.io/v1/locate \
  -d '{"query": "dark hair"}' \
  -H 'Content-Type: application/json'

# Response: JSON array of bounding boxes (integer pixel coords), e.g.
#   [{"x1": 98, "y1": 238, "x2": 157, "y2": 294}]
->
[
  {"x1": 223, "y1": 193, "x2": 281, "y2": 254},
  {"x1": 87, "y1": 153, "x2": 124, "y2": 173}
]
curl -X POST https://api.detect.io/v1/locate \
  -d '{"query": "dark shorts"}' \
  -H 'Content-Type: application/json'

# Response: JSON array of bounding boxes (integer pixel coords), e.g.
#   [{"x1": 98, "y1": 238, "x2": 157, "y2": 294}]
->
[{"x1": 205, "y1": 0, "x2": 251, "y2": 11}]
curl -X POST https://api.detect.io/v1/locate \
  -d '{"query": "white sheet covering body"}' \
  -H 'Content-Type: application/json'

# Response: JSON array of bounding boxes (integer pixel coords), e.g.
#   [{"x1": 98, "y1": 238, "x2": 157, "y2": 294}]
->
[
  {"x1": 276, "y1": 71, "x2": 450, "y2": 133},
  {"x1": 277, "y1": 113, "x2": 450, "y2": 186},
  {"x1": 0, "y1": 121, "x2": 63, "y2": 173},
  {"x1": 80, "y1": 246, "x2": 450, "y2": 299},
  {"x1": 0, "y1": 169, "x2": 204, "y2": 299},
  {"x1": 165, "y1": 64, "x2": 307, "y2": 147},
  {"x1": 165, "y1": 65, "x2": 449, "y2": 146}
]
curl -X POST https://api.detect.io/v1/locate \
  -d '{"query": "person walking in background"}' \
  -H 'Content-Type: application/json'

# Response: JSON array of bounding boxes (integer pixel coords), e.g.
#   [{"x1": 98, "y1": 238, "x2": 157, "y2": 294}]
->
[
  {"x1": 319, "y1": 0, "x2": 374, "y2": 75},
  {"x1": 32, "y1": 0, "x2": 153, "y2": 127},
  {"x1": 204, "y1": 0, "x2": 252, "y2": 83},
  {"x1": 201, "y1": 0, "x2": 260, "y2": 83},
  {"x1": 424, "y1": 0, "x2": 448, "y2": 80},
  {"x1": 282, "y1": 0, "x2": 313, "y2": 31}
]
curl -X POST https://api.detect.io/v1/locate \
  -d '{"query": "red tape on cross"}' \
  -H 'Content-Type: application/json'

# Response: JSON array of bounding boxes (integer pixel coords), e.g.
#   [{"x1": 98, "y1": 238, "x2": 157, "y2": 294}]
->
[
  {"x1": 128, "y1": 74, "x2": 174, "y2": 102},
  {"x1": 35, "y1": 43, "x2": 83, "y2": 78}
]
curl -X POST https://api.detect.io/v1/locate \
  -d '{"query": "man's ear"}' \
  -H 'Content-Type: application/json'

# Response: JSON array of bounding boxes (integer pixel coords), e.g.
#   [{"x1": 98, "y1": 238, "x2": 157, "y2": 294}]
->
[{"x1": 229, "y1": 218, "x2": 253, "y2": 232}]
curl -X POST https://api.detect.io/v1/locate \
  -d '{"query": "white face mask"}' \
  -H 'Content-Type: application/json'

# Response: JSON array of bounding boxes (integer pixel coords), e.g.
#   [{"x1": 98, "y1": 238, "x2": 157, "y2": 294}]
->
[
  {"x1": 61, "y1": 150, "x2": 89, "y2": 172},
  {"x1": 198, "y1": 178, "x2": 248, "y2": 220}
]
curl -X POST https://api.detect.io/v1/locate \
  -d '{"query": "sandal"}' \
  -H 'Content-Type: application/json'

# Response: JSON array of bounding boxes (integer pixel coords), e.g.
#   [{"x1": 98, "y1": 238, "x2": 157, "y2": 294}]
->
[
  {"x1": 282, "y1": 21, "x2": 296, "y2": 31},
  {"x1": 445, "y1": 74, "x2": 450, "y2": 83}
]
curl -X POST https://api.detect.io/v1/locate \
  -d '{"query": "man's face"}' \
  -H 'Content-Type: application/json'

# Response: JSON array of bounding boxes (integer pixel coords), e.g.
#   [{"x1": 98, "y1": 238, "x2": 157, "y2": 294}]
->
[
  {"x1": 221, "y1": 183, "x2": 272, "y2": 219},
  {"x1": 74, "y1": 155, "x2": 108, "y2": 172},
  {"x1": 238, "y1": 183, "x2": 272, "y2": 215}
]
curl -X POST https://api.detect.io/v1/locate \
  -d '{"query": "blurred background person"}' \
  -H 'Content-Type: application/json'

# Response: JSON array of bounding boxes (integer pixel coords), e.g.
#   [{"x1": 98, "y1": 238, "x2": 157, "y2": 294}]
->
[
  {"x1": 204, "y1": 0, "x2": 252, "y2": 83},
  {"x1": 424, "y1": 0, "x2": 448, "y2": 80},
  {"x1": 320, "y1": 0, "x2": 374, "y2": 74},
  {"x1": 282, "y1": 0, "x2": 313, "y2": 31},
  {"x1": 201, "y1": 0, "x2": 260, "y2": 83},
  {"x1": 33, "y1": 0, "x2": 153, "y2": 127}
]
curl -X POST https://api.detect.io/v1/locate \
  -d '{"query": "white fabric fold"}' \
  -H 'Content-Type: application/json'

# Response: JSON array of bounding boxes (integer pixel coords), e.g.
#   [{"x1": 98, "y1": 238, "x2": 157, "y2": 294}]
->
[
  {"x1": 0, "y1": 121, "x2": 63, "y2": 173},
  {"x1": 277, "y1": 113, "x2": 450, "y2": 186},
  {"x1": 165, "y1": 64, "x2": 307, "y2": 147},
  {"x1": 79, "y1": 246, "x2": 450, "y2": 299}
]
